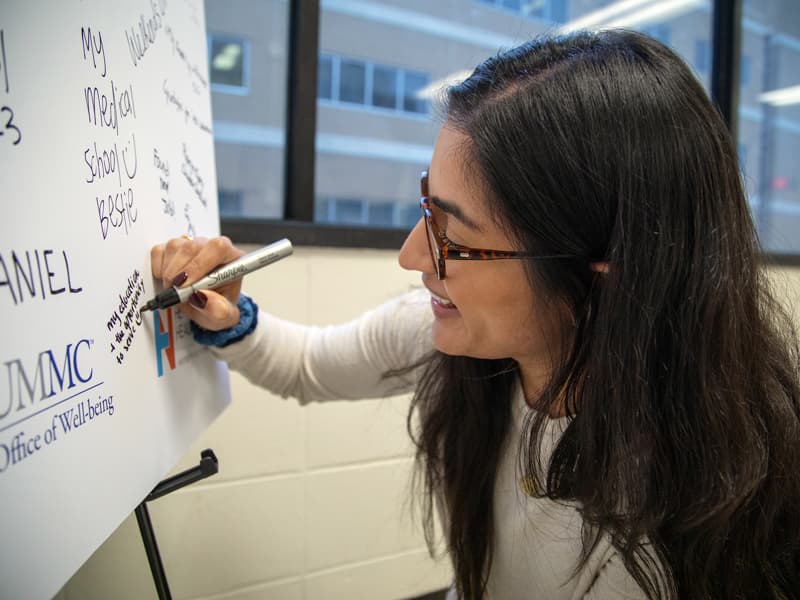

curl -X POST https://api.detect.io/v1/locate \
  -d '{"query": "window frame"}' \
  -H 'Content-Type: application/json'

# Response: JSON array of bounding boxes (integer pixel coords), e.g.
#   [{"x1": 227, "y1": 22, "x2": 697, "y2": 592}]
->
[{"x1": 219, "y1": 0, "x2": 800, "y2": 265}]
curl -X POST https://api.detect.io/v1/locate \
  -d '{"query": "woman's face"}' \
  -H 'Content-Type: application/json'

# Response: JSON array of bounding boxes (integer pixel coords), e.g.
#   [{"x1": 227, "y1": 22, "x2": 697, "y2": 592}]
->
[{"x1": 399, "y1": 125, "x2": 569, "y2": 391}]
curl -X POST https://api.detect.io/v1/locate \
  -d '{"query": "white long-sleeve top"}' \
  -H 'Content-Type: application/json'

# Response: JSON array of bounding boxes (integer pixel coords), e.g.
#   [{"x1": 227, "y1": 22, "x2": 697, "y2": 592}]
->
[{"x1": 211, "y1": 289, "x2": 650, "y2": 599}]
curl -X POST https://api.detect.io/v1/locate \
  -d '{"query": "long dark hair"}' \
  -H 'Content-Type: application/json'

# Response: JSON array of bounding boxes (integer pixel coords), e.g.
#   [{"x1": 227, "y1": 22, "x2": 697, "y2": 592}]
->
[{"x1": 407, "y1": 30, "x2": 800, "y2": 599}]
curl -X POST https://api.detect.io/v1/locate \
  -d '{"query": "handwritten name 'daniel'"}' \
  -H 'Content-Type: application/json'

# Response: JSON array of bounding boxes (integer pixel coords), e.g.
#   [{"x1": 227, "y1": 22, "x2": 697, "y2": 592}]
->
[{"x1": 0, "y1": 249, "x2": 83, "y2": 306}]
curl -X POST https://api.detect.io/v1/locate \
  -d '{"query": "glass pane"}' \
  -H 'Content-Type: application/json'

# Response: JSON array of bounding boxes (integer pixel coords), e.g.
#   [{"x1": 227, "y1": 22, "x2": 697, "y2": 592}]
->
[
  {"x1": 368, "y1": 202, "x2": 395, "y2": 225},
  {"x1": 502, "y1": 0, "x2": 523, "y2": 11},
  {"x1": 334, "y1": 199, "x2": 365, "y2": 224},
  {"x1": 316, "y1": 0, "x2": 711, "y2": 229},
  {"x1": 740, "y1": 1, "x2": 800, "y2": 254},
  {"x1": 694, "y1": 39, "x2": 710, "y2": 74},
  {"x1": 400, "y1": 204, "x2": 421, "y2": 229},
  {"x1": 373, "y1": 65, "x2": 398, "y2": 109},
  {"x1": 340, "y1": 60, "x2": 366, "y2": 104},
  {"x1": 642, "y1": 23, "x2": 671, "y2": 46},
  {"x1": 403, "y1": 71, "x2": 430, "y2": 114},
  {"x1": 319, "y1": 54, "x2": 333, "y2": 100},
  {"x1": 206, "y1": 1, "x2": 287, "y2": 219},
  {"x1": 218, "y1": 189, "x2": 244, "y2": 217}
]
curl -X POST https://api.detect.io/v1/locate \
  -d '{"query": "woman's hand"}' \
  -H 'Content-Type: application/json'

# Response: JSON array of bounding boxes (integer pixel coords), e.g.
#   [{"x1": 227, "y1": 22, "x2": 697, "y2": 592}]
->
[{"x1": 150, "y1": 236, "x2": 246, "y2": 331}]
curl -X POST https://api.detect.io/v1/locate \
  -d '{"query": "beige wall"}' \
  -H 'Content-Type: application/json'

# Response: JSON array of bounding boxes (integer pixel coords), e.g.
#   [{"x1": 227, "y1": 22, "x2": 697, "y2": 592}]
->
[
  {"x1": 769, "y1": 263, "x2": 800, "y2": 326},
  {"x1": 55, "y1": 248, "x2": 800, "y2": 600},
  {"x1": 55, "y1": 246, "x2": 450, "y2": 600}
]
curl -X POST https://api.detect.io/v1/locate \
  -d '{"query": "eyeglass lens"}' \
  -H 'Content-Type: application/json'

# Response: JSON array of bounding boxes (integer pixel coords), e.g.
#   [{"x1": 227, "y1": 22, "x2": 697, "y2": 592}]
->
[{"x1": 421, "y1": 205, "x2": 442, "y2": 279}]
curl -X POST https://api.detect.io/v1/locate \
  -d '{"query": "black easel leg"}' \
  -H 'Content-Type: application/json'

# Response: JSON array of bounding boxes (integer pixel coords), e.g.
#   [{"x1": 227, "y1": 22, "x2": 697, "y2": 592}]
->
[
  {"x1": 134, "y1": 450, "x2": 218, "y2": 599},
  {"x1": 135, "y1": 501, "x2": 172, "y2": 600}
]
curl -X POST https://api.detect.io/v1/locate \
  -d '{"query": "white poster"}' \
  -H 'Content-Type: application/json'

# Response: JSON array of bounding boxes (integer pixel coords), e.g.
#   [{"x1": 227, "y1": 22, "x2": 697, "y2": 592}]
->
[{"x1": 0, "y1": 2, "x2": 229, "y2": 598}]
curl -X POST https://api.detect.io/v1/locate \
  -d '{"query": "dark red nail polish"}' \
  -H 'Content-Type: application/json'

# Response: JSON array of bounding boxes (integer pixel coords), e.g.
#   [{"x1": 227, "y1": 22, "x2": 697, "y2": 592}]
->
[
  {"x1": 171, "y1": 272, "x2": 188, "y2": 287},
  {"x1": 189, "y1": 290, "x2": 207, "y2": 309}
]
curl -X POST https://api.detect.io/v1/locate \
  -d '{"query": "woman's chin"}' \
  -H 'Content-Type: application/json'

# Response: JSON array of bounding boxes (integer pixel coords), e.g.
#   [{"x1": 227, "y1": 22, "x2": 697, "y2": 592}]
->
[{"x1": 431, "y1": 324, "x2": 461, "y2": 356}]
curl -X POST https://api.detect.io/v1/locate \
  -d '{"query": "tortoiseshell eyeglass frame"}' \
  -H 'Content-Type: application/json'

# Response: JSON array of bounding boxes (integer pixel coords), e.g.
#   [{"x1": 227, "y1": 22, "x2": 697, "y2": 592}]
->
[{"x1": 420, "y1": 171, "x2": 577, "y2": 280}]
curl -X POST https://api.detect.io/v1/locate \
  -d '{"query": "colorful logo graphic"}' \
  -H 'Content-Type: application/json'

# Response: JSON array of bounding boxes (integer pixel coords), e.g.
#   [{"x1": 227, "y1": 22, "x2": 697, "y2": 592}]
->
[{"x1": 153, "y1": 308, "x2": 176, "y2": 377}]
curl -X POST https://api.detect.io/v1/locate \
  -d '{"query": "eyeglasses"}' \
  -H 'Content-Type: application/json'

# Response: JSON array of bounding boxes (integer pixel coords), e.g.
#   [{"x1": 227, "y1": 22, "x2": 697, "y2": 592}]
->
[{"x1": 420, "y1": 171, "x2": 577, "y2": 280}]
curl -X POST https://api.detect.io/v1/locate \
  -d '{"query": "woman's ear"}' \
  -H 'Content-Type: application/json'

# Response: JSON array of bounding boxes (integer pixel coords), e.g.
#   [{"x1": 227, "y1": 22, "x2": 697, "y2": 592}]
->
[{"x1": 589, "y1": 262, "x2": 610, "y2": 274}]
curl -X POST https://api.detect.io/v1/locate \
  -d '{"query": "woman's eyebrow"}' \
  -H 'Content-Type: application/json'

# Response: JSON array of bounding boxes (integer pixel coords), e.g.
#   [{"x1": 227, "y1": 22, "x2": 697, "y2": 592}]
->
[{"x1": 430, "y1": 196, "x2": 484, "y2": 232}]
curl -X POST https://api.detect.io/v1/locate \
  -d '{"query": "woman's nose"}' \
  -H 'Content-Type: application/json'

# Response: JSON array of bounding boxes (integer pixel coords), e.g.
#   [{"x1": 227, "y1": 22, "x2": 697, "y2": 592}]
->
[{"x1": 398, "y1": 218, "x2": 432, "y2": 274}]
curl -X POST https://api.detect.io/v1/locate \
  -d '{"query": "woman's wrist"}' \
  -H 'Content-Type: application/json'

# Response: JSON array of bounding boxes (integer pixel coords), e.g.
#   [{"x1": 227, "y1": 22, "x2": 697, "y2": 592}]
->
[{"x1": 191, "y1": 294, "x2": 259, "y2": 347}]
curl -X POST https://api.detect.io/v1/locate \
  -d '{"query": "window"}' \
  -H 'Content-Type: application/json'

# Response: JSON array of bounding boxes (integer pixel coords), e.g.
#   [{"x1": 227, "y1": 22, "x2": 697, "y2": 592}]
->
[
  {"x1": 740, "y1": 54, "x2": 750, "y2": 87},
  {"x1": 642, "y1": 24, "x2": 671, "y2": 46},
  {"x1": 372, "y1": 66, "x2": 398, "y2": 109},
  {"x1": 209, "y1": 35, "x2": 248, "y2": 92},
  {"x1": 476, "y1": 0, "x2": 568, "y2": 22},
  {"x1": 213, "y1": 1, "x2": 799, "y2": 260},
  {"x1": 310, "y1": 0, "x2": 712, "y2": 233},
  {"x1": 403, "y1": 70, "x2": 430, "y2": 114},
  {"x1": 218, "y1": 189, "x2": 244, "y2": 217},
  {"x1": 739, "y1": 1, "x2": 800, "y2": 254},
  {"x1": 695, "y1": 39, "x2": 711, "y2": 73},
  {"x1": 318, "y1": 55, "x2": 333, "y2": 100},
  {"x1": 318, "y1": 54, "x2": 430, "y2": 116},
  {"x1": 316, "y1": 197, "x2": 409, "y2": 227},
  {"x1": 332, "y1": 198, "x2": 365, "y2": 224},
  {"x1": 206, "y1": 2, "x2": 286, "y2": 220},
  {"x1": 398, "y1": 203, "x2": 421, "y2": 229},
  {"x1": 368, "y1": 202, "x2": 395, "y2": 226},
  {"x1": 339, "y1": 59, "x2": 366, "y2": 104}
]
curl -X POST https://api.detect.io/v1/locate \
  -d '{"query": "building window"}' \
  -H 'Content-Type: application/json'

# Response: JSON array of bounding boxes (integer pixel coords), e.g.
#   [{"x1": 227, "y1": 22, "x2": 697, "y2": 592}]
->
[
  {"x1": 218, "y1": 189, "x2": 244, "y2": 217},
  {"x1": 739, "y1": 4, "x2": 800, "y2": 255},
  {"x1": 319, "y1": 54, "x2": 430, "y2": 116},
  {"x1": 694, "y1": 39, "x2": 710, "y2": 73},
  {"x1": 740, "y1": 55, "x2": 750, "y2": 87},
  {"x1": 209, "y1": 34, "x2": 248, "y2": 92},
  {"x1": 372, "y1": 65, "x2": 398, "y2": 109},
  {"x1": 339, "y1": 59, "x2": 366, "y2": 104},
  {"x1": 403, "y1": 70, "x2": 430, "y2": 114},
  {"x1": 317, "y1": 197, "x2": 416, "y2": 227},
  {"x1": 398, "y1": 204, "x2": 421, "y2": 229},
  {"x1": 476, "y1": 0, "x2": 569, "y2": 23},
  {"x1": 367, "y1": 202, "x2": 395, "y2": 226},
  {"x1": 318, "y1": 55, "x2": 333, "y2": 100},
  {"x1": 642, "y1": 24, "x2": 672, "y2": 46}
]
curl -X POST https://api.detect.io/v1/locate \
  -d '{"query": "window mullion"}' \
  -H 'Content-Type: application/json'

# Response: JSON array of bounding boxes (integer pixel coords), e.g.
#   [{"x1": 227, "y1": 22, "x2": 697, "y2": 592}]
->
[
  {"x1": 283, "y1": 0, "x2": 320, "y2": 221},
  {"x1": 710, "y1": 0, "x2": 743, "y2": 140}
]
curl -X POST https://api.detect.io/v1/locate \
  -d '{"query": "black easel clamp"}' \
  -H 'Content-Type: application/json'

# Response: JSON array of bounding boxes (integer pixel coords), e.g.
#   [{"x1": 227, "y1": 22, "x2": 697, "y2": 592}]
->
[
  {"x1": 135, "y1": 448, "x2": 219, "y2": 600},
  {"x1": 147, "y1": 448, "x2": 219, "y2": 501}
]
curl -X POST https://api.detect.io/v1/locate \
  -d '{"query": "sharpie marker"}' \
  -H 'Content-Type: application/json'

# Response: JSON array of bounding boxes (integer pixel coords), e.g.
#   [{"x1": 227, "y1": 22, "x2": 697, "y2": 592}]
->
[{"x1": 140, "y1": 238, "x2": 293, "y2": 313}]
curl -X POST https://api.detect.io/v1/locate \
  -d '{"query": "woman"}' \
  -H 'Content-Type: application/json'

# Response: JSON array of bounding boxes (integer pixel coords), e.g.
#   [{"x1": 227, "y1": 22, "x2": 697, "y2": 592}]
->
[{"x1": 152, "y1": 30, "x2": 800, "y2": 599}]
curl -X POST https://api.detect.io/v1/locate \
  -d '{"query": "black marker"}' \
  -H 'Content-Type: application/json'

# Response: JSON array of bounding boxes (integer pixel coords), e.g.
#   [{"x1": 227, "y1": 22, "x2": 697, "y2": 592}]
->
[{"x1": 140, "y1": 238, "x2": 293, "y2": 313}]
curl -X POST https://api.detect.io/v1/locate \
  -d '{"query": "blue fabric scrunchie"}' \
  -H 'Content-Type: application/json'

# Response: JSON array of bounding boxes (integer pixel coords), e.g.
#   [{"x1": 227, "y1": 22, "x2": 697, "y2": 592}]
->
[{"x1": 191, "y1": 294, "x2": 259, "y2": 348}]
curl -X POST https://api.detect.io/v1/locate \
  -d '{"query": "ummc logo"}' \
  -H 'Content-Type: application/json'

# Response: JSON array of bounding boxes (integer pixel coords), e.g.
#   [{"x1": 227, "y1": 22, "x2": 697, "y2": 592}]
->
[
  {"x1": 153, "y1": 309, "x2": 176, "y2": 377},
  {"x1": 1, "y1": 340, "x2": 94, "y2": 422}
]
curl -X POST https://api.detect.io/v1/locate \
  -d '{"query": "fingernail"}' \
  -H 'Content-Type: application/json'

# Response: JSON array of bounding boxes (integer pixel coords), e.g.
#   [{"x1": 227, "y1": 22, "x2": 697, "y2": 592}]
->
[
  {"x1": 171, "y1": 272, "x2": 188, "y2": 287},
  {"x1": 189, "y1": 290, "x2": 207, "y2": 309}
]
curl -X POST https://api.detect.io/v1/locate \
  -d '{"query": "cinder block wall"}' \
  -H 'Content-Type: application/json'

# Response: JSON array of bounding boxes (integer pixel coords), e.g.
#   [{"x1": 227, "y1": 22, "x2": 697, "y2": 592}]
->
[
  {"x1": 56, "y1": 246, "x2": 451, "y2": 600},
  {"x1": 55, "y1": 247, "x2": 800, "y2": 600}
]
